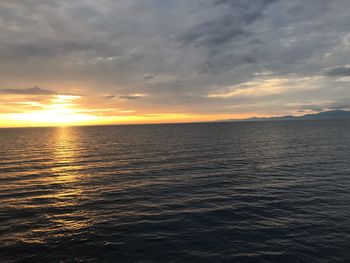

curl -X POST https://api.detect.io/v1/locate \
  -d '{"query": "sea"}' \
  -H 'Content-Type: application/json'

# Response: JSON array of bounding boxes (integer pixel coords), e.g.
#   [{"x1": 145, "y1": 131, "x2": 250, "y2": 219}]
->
[{"x1": 1, "y1": 120, "x2": 350, "y2": 262}]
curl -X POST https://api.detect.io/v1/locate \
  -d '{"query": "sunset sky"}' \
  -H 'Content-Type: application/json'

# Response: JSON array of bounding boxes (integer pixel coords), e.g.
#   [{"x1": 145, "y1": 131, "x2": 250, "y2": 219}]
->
[{"x1": 1, "y1": 0, "x2": 350, "y2": 127}]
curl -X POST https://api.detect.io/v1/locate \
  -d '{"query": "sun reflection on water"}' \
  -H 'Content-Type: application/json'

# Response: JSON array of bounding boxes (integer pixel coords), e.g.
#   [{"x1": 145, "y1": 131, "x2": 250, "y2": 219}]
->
[
  {"x1": 2, "y1": 127, "x2": 98, "y2": 247},
  {"x1": 41, "y1": 127, "x2": 95, "y2": 238}
]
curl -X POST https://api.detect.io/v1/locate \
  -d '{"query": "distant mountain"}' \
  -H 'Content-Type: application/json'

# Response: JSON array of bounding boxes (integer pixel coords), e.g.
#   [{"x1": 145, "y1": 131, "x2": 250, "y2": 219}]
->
[{"x1": 220, "y1": 110, "x2": 350, "y2": 122}]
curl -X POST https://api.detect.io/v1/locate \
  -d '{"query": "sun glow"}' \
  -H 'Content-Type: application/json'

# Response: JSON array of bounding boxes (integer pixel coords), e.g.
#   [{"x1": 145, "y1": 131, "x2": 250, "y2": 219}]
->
[
  {"x1": 5, "y1": 95, "x2": 98, "y2": 126},
  {"x1": 0, "y1": 93, "x2": 259, "y2": 128}
]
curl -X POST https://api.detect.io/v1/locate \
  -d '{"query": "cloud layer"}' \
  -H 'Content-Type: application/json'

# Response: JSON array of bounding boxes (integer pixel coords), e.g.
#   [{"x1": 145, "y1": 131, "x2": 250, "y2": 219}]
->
[{"x1": 1, "y1": 0, "x2": 350, "y2": 123}]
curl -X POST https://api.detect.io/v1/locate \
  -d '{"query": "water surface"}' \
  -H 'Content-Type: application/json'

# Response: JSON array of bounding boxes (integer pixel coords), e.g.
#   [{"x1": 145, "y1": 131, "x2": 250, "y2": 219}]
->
[{"x1": 1, "y1": 120, "x2": 350, "y2": 262}]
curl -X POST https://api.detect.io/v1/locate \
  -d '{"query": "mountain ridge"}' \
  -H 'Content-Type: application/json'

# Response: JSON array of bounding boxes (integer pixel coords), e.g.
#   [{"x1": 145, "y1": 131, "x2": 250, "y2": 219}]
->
[{"x1": 219, "y1": 110, "x2": 350, "y2": 122}]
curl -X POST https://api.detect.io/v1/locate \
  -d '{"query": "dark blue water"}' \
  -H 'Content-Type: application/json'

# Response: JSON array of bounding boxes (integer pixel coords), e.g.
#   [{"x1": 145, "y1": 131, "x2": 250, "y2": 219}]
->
[{"x1": 1, "y1": 120, "x2": 350, "y2": 262}]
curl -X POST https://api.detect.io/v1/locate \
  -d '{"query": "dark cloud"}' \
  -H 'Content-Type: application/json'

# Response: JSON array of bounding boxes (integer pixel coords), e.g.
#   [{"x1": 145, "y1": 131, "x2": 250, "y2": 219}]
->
[
  {"x1": 180, "y1": 19, "x2": 247, "y2": 48},
  {"x1": 327, "y1": 103, "x2": 350, "y2": 110},
  {"x1": 296, "y1": 101, "x2": 350, "y2": 113},
  {"x1": 0, "y1": 41, "x2": 92, "y2": 60},
  {"x1": 214, "y1": 0, "x2": 277, "y2": 6},
  {"x1": 299, "y1": 105, "x2": 324, "y2": 112},
  {"x1": 198, "y1": 53, "x2": 259, "y2": 75},
  {"x1": 119, "y1": 95, "x2": 145, "y2": 100},
  {"x1": 144, "y1": 75, "x2": 155, "y2": 80},
  {"x1": 325, "y1": 66, "x2": 350, "y2": 77},
  {"x1": 180, "y1": 0, "x2": 276, "y2": 49},
  {"x1": 0, "y1": 86, "x2": 56, "y2": 95},
  {"x1": 104, "y1": 95, "x2": 116, "y2": 99}
]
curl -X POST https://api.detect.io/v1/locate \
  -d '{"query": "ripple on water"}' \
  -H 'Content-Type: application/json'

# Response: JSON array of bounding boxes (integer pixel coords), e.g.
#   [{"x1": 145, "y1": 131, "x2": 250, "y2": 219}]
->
[{"x1": 1, "y1": 121, "x2": 350, "y2": 262}]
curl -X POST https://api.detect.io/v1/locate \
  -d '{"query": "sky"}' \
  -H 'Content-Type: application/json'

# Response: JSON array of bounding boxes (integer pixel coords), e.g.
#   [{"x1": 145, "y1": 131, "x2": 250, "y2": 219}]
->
[{"x1": 0, "y1": 0, "x2": 350, "y2": 127}]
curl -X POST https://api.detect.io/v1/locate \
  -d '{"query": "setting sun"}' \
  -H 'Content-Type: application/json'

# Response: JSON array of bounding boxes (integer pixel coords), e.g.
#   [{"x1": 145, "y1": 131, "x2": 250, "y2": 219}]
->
[
  {"x1": 0, "y1": 90, "x2": 259, "y2": 127},
  {"x1": 3, "y1": 95, "x2": 98, "y2": 126}
]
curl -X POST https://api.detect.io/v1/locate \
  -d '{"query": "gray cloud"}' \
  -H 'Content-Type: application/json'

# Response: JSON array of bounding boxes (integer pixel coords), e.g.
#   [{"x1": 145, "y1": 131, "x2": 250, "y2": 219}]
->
[
  {"x1": 104, "y1": 95, "x2": 116, "y2": 99},
  {"x1": 119, "y1": 94, "x2": 145, "y2": 100},
  {"x1": 325, "y1": 66, "x2": 350, "y2": 77},
  {"x1": 144, "y1": 75, "x2": 155, "y2": 80},
  {"x1": 330, "y1": 105, "x2": 350, "y2": 110},
  {"x1": 180, "y1": 0, "x2": 276, "y2": 48},
  {"x1": 0, "y1": 86, "x2": 56, "y2": 95},
  {"x1": 315, "y1": 105, "x2": 350, "y2": 112}
]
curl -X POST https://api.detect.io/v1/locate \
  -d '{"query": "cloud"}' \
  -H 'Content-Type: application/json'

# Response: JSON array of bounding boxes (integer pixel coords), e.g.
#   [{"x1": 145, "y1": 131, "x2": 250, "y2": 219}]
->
[
  {"x1": 118, "y1": 94, "x2": 147, "y2": 100},
  {"x1": 180, "y1": 0, "x2": 276, "y2": 49},
  {"x1": 144, "y1": 75, "x2": 155, "y2": 80},
  {"x1": 325, "y1": 66, "x2": 350, "y2": 76},
  {"x1": 208, "y1": 79, "x2": 286, "y2": 98},
  {"x1": 0, "y1": 86, "x2": 56, "y2": 95},
  {"x1": 1, "y1": 0, "x2": 350, "y2": 121},
  {"x1": 283, "y1": 99, "x2": 350, "y2": 114},
  {"x1": 104, "y1": 95, "x2": 116, "y2": 99}
]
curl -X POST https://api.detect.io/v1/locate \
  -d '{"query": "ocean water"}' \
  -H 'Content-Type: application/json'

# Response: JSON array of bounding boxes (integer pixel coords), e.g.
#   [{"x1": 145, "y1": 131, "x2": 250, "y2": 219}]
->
[{"x1": 1, "y1": 120, "x2": 350, "y2": 263}]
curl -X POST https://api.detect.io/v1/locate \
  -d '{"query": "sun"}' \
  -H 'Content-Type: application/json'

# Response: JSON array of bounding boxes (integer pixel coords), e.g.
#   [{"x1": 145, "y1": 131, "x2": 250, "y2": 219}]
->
[{"x1": 6, "y1": 95, "x2": 98, "y2": 126}]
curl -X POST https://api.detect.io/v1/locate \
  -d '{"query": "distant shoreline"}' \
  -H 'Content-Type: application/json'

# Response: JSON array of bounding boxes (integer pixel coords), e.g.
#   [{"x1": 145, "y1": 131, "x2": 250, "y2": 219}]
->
[{"x1": 216, "y1": 110, "x2": 350, "y2": 123}]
